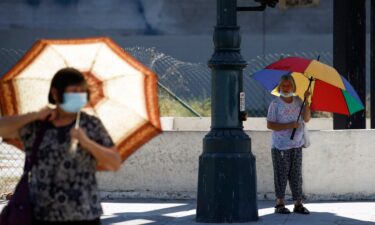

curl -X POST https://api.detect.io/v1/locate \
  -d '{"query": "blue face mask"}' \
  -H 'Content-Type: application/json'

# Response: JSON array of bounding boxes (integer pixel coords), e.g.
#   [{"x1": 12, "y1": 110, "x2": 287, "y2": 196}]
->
[{"x1": 59, "y1": 93, "x2": 88, "y2": 113}]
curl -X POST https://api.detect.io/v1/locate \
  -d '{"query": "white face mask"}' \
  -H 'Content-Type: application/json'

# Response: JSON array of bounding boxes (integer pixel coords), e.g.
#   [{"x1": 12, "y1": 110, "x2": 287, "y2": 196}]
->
[{"x1": 280, "y1": 91, "x2": 294, "y2": 98}]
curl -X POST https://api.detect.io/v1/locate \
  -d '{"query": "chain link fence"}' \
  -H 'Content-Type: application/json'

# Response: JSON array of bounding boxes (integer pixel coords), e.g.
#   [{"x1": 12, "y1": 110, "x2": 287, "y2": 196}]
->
[
  {"x1": 0, "y1": 141, "x2": 24, "y2": 198},
  {"x1": 126, "y1": 47, "x2": 338, "y2": 117},
  {"x1": 0, "y1": 47, "x2": 338, "y2": 117}
]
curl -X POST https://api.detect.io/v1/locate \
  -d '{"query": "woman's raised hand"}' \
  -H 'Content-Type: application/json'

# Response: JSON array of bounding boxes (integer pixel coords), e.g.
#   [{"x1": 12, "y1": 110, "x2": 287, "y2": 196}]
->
[
  {"x1": 70, "y1": 127, "x2": 90, "y2": 148},
  {"x1": 36, "y1": 106, "x2": 56, "y2": 121},
  {"x1": 304, "y1": 90, "x2": 311, "y2": 99}
]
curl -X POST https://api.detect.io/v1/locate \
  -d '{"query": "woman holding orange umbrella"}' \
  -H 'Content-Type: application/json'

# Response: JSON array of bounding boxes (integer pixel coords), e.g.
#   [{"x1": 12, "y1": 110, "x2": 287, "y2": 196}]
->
[
  {"x1": 0, "y1": 68, "x2": 121, "y2": 225},
  {"x1": 267, "y1": 75, "x2": 311, "y2": 215}
]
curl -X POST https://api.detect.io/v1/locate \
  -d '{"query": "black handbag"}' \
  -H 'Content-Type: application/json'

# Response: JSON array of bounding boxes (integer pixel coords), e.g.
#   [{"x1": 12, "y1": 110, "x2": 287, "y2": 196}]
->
[{"x1": 0, "y1": 122, "x2": 47, "y2": 225}]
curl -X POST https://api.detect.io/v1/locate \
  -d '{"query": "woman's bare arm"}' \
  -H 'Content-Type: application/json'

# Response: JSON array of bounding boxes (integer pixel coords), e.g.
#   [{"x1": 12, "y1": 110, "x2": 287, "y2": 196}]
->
[
  {"x1": 267, "y1": 121, "x2": 299, "y2": 131},
  {"x1": 0, "y1": 112, "x2": 38, "y2": 139},
  {"x1": 0, "y1": 107, "x2": 54, "y2": 139}
]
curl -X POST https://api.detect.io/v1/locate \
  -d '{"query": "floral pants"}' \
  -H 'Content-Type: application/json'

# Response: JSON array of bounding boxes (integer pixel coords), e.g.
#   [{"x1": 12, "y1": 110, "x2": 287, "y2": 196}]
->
[{"x1": 271, "y1": 147, "x2": 303, "y2": 201}]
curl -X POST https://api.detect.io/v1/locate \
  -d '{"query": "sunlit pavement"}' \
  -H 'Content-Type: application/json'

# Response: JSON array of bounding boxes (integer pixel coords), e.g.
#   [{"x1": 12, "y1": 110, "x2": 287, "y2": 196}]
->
[{"x1": 99, "y1": 200, "x2": 375, "y2": 225}]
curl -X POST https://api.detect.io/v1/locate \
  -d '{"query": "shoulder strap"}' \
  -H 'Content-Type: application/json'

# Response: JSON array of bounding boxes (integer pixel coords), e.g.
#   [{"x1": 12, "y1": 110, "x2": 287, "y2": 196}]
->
[{"x1": 23, "y1": 121, "x2": 48, "y2": 172}]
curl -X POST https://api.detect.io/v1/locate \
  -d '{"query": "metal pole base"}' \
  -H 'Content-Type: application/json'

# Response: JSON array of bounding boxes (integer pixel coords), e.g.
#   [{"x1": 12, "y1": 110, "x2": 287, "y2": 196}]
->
[{"x1": 196, "y1": 130, "x2": 258, "y2": 223}]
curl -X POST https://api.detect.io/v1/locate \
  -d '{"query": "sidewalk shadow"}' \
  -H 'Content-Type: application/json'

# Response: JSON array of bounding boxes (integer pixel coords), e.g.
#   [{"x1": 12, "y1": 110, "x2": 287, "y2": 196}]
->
[
  {"x1": 100, "y1": 199, "x2": 197, "y2": 225},
  {"x1": 260, "y1": 209, "x2": 375, "y2": 225},
  {"x1": 100, "y1": 201, "x2": 375, "y2": 225},
  {"x1": 100, "y1": 200, "x2": 277, "y2": 224}
]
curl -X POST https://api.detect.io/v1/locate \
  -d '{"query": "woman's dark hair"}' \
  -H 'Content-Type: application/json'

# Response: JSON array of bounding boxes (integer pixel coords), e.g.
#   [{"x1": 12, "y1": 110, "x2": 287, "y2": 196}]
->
[{"x1": 48, "y1": 68, "x2": 90, "y2": 104}]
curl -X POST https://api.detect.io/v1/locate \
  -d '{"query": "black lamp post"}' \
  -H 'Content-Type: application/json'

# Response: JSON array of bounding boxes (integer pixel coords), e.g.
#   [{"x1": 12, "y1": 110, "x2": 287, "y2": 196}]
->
[{"x1": 196, "y1": 0, "x2": 277, "y2": 223}]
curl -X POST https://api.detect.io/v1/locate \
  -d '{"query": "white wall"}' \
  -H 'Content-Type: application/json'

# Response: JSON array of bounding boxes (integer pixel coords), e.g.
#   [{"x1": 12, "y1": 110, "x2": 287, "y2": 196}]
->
[{"x1": 98, "y1": 118, "x2": 375, "y2": 200}]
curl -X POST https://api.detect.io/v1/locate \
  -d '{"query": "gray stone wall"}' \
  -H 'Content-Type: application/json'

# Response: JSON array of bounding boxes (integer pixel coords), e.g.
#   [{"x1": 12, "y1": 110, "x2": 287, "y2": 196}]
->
[{"x1": 0, "y1": 0, "x2": 336, "y2": 35}]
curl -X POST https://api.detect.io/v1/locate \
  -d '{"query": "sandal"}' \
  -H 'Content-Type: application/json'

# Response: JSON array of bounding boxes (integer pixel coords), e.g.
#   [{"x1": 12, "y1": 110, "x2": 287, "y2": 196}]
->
[
  {"x1": 274, "y1": 204, "x2": 291, "y2": 214},
  {"x1": 293, "y1": 204, "x2": 310, "y2": 214}
]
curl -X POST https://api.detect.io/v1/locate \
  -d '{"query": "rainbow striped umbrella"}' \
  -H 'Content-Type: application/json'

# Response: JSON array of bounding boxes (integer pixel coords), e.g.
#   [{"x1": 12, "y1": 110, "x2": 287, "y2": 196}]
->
[{"x1": 252, "y1": 57, "x2": 364, "y2": 116}]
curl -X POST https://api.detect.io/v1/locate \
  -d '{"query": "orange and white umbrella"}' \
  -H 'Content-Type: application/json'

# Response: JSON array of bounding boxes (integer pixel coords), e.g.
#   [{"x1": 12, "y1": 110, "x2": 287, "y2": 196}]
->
[{"x1": 0, "y1": 37, "x2": 161, "y2": 163}]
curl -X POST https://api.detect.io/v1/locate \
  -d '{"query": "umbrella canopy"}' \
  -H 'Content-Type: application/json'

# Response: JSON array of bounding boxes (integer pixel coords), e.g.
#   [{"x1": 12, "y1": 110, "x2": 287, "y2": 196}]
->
[
  {"x1": 0, "y1": 37, "x2": 161, "y2": 162},
  {"x1": 252, "y1": 57, "x2": 364, "y2": 116}
]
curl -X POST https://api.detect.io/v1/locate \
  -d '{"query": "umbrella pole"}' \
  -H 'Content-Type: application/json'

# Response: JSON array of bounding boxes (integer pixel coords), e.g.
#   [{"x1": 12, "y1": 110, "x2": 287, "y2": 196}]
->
[
  {"x1": 290, "y1": 77, "x2": 313, "y2": 140},
  {"x1": 69, "y1": 111, "x2": 81, "y2": 153}
]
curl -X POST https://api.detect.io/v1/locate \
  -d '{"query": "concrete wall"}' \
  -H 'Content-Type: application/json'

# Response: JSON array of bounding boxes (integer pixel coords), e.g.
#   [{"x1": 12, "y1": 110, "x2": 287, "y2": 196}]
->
[
  {"x1": 98, "y1": 118, "x2": 375, "y2": 201},
  {"x1": 0, "y1": 0, "x2": 336, "y2": 64},
  {"x1": 0, "y1": 0, "x2": 335, "y2": 35}
]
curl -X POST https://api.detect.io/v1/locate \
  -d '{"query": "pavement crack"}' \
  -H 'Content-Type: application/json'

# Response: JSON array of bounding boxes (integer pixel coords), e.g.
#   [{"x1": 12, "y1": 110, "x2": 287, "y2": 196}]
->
[{"x1": 282, "y1": 214, "x2": 290, "y2": 225}]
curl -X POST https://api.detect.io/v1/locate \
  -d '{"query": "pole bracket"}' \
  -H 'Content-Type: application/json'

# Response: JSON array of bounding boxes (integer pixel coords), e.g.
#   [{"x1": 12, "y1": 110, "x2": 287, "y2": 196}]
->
[{"x1": 237, "y1": 0, "x2": 278, "y2": 12}]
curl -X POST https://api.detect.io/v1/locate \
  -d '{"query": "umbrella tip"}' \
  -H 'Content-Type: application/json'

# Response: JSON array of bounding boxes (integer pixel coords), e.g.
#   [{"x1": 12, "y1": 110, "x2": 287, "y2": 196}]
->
[{"x1": 317, "y1": 55, "x2": 320, "y2": 61}]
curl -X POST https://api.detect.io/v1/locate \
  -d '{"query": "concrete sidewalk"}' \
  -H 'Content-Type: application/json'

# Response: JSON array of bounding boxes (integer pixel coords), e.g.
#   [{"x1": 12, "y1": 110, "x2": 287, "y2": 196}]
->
[
  {"x1": 1, "y1": 200, "x2": 375, "y2": 224},
  {"x1": 99, "y1": 200, "x2": 375, "y2": 225}
]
